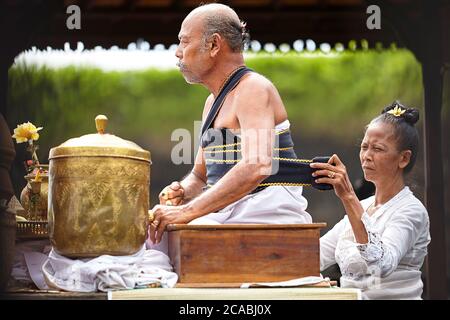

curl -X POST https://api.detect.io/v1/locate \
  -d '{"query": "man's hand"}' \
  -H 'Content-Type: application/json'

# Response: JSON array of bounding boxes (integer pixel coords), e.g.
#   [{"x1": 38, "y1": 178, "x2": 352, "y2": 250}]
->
[
  {"x1": 149, "y1": 204, "x2": 192, "y2": 244},
  {"x1": 159, "y1": 181, "x2": 185, "y2": 206}
]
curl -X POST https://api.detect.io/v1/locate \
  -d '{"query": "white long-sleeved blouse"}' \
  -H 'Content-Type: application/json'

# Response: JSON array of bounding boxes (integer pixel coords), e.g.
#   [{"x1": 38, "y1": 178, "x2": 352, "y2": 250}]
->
[{"x1": 320, "y1": 186, "x2": 431, "y2": 299}]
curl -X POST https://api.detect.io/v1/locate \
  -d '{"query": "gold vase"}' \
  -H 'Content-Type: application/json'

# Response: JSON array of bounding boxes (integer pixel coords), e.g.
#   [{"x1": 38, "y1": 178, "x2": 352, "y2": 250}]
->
[
  {"x1": 20, "y1": 165, "x2": 49, "y2": 221},
  {"x1": 48, "y1": 115, "x2": 151, "y2": 258}
]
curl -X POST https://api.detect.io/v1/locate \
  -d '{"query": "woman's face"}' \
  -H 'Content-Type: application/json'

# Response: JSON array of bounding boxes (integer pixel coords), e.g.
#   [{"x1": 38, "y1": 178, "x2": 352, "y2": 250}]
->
[{"x1": 359, "y1": 122, "x2": 410, "y2": 185}]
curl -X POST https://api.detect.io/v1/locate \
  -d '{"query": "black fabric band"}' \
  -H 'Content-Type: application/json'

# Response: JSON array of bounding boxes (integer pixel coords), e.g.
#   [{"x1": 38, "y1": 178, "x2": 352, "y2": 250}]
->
[{"x1": 202, "y1": 128, "x2": 333, "y2": 191}]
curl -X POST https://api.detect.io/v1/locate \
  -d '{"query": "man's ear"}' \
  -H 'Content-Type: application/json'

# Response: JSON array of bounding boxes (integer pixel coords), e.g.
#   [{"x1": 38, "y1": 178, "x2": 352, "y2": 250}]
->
[
  {"x1": 399, "y1": 149, "x2": 412, "y2": 169},
  {"x1": 209, "y1": 33, "x2": 221, "y2": 57}
]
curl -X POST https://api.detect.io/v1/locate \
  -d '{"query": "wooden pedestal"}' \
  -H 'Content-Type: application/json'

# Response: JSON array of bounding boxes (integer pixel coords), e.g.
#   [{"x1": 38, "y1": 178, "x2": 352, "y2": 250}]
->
[{"x1": 167, "y1": 223, "x2": 326, "y2": 285}]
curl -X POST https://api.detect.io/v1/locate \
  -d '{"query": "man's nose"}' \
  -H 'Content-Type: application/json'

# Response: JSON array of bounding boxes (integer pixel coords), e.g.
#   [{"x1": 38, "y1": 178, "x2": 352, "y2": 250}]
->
[{"x1": 175, "y1": 45, "x2": 182, "y2": 59}]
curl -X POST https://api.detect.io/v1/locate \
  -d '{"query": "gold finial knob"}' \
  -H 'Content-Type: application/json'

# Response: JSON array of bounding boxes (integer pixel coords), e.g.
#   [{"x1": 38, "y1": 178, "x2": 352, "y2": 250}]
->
[{"x1": 95, "y1": 115, "x2": 108, "y2": 134}]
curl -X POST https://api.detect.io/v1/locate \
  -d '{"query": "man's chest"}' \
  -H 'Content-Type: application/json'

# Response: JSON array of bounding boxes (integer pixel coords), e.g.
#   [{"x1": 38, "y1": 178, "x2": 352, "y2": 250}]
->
[{"x1": 211, "y1": 95, "x2": 240, "y2": 130}]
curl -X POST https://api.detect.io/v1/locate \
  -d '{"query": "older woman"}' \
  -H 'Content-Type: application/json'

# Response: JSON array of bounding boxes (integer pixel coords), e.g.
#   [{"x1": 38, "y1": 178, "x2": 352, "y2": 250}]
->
[{"x1": 312, "y1": 101, "x2": 430, "y2": 300}]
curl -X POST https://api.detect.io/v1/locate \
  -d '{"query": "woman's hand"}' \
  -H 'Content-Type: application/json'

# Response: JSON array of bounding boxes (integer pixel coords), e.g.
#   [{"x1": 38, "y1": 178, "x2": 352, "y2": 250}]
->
[
  {"x1": 158, "y1": 181, "x2": 185, "y2": 206},
  {"x1": 310, "y1": 154, "x2": 357, "y2": 201},
  {"x1": 149, "y1": 204, "x2": 193, "y2": 244},
  {"x1": 311, "y1": 154, "x2": 368, "y2": 244}
]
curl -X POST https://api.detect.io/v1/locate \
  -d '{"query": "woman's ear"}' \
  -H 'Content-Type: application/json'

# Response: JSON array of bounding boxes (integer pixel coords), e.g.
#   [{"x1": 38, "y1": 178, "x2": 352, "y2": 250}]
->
[
  {"x1": 399, "y1": 150, "x2": 412, "y2": 169},
  {"x1": 209, "y1": 33, "x2": 221, "y2": 57}
]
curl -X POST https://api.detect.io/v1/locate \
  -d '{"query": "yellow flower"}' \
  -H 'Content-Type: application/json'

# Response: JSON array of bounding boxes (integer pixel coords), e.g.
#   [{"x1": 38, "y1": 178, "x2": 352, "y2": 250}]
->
[
  {"x1": 12, "y1": 122, "x2": 43, "y2": 143},
  {"x1": 387, "y1": 106, "x2": 406, "y2": 117}
]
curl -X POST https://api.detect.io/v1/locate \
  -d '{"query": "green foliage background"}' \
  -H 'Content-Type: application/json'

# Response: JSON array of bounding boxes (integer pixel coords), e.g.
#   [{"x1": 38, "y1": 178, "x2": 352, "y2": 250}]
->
[
  {"x1": 7, "y1": 49, "x2": 424, "y2": 229},
  {"x1": 8, "y1": 49, "x2": 422, "y2": 150}
]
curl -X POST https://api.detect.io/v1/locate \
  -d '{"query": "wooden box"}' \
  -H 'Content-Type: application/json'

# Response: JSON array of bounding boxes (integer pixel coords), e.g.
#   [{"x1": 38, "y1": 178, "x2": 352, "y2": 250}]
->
[{"x1": 167, "y1": 223, "x2": 326, "y2": 286}]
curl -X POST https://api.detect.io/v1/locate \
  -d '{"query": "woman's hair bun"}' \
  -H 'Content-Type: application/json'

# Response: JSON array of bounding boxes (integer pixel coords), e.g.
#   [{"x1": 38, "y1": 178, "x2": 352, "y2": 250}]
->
[
  {"x1": 382, "y1": 100, "x2": 419, "y2": 125},
  {"x1": 403, "y1": 108, "x2": 419, "y2": 125}
]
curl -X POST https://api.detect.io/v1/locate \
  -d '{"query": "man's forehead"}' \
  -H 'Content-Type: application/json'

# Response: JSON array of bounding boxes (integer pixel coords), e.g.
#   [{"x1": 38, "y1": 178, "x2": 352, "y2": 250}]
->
[
  {"x1": 178, "y1": 29, "x2": 193, "y2": 40},
  {"x1": 179, "y1": 14, "x2": 204, "y2": 38}
]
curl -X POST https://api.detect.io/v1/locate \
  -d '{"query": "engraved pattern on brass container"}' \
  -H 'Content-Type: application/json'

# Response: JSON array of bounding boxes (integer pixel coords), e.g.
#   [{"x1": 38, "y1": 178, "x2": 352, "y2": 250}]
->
[{"x1": 48, "y1": 115, "x2": 151, "y2": 258}]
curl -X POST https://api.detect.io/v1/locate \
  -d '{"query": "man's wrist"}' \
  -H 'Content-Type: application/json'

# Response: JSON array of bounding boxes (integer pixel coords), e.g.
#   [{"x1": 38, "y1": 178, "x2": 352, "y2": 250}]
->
[{"x1": 180, "y1": 179, "x2": 205, "y2": 202}]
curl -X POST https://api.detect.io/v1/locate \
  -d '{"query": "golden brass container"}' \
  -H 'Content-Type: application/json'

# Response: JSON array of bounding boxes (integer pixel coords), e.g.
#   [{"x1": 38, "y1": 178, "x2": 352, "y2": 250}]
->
[{"x1": 48, "y1": 115, "x2": 151, "y2": 258}]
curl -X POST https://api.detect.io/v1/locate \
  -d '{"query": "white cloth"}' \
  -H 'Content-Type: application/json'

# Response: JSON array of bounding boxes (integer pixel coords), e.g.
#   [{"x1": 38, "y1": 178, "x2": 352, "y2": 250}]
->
[
  {"x1": 42, "y1": 246, "x2": 177, "y2": 292},
  {"x1": 25, "y1": 251, "x2": 51, "y2": 290},
  {"x1": 320, "y1": 186, "x2": 430, "y2": 299},
  {"x1": 11, "y1": 239, "x2": 51, "y2": 287}
]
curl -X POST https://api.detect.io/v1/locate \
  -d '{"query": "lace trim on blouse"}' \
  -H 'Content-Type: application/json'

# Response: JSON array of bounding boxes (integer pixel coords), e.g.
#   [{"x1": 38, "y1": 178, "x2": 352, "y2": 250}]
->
[{"x1": 355, "y1": 213, "x2": 396, "y2": 277}]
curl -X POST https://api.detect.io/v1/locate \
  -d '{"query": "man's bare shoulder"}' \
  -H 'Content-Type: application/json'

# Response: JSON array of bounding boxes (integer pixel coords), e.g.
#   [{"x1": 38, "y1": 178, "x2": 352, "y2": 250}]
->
[
  {"x1": 233, "y1": 72, "x2": 275, "y2": 106},
  {"x1": 239, "y1": 72, "x2": 274, "y2": 92},
  {"x1": 233, "y1": 71, "x2": 287, "y2": 126}
]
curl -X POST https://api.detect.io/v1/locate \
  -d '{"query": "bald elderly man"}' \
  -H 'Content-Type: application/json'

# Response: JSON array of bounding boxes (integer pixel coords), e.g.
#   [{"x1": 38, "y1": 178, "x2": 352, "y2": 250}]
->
[{"x1": 148, "y1": 3, "x2": 312, "y2": 249}]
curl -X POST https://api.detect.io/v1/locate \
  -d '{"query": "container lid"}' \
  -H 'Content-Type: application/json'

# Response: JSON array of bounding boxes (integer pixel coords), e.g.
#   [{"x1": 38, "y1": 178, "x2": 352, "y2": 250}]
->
[{"x1": 49, "y1": 115, "x2": 151, "y2": 163}]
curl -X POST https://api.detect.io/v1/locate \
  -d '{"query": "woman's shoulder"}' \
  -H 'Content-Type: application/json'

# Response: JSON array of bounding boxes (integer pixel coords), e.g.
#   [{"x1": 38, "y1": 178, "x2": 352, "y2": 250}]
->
[
  {"x1": 403, "y1": 187, "x2": 427, "y2": 211},
  {"x1": 396, "y1": 187, "x2": 429, "y2": 221}
]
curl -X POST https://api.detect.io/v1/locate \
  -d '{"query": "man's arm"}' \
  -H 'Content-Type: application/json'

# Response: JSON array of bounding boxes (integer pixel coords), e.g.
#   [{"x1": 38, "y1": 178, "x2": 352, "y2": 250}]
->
[{"x1": 183, "y1": 75, "x2": 275, "y2": 220}]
